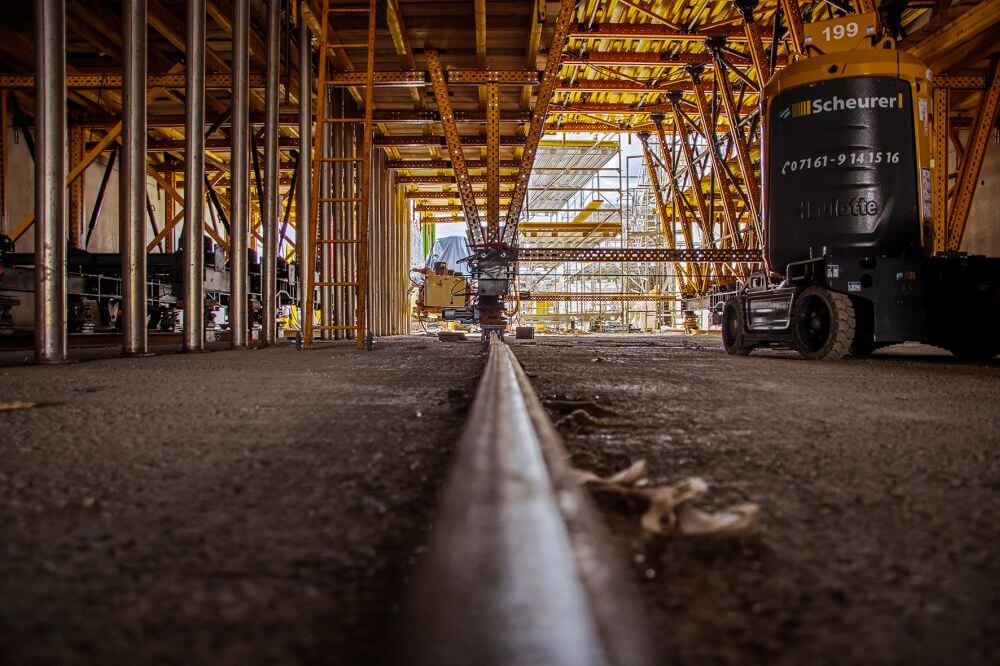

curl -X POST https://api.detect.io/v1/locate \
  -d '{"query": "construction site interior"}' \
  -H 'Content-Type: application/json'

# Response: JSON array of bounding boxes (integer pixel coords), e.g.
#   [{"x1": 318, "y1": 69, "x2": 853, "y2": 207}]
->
[{"x1": 1, "y1": 0, "x2": 999, "y2": 664}]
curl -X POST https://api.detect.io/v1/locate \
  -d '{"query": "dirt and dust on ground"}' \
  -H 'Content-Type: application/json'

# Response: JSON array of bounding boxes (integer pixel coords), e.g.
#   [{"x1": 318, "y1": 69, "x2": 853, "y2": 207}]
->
[
  {"x1": 0, "y1": 336, "x2": 482, "y2": 665},
  {"x1": 515, "y1": 334, "x2": 1000, "y2": 665}
]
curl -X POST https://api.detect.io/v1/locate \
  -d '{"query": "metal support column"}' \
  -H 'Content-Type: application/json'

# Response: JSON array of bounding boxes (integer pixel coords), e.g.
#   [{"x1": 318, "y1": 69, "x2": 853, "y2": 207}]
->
[
  {"x1": 332, "y1": 89, "x2": 346, "y2": 339},
  {"x1": 320, "y1": 87, "x2": 333, "y2": 339},
  {"x1": 262, "y1": 0, "x2": 280, "y2": 346},
  {"x1": 184, "y1": 0, "x2": 206, "y2": 351},
  {"x1": 947, "y1": 60, "x2": 1000, "y2": 251},
  {"x1": 121, "y1": 0, "x2": 148, "y2": 356},
  {"x1": 298, "y1": 11, "x2": 313, "y2": 342},
  {"x1": 931, "y1": 86, "x2": 948, "y2": 254},
  {"x1": 33, "y1": 0, "x2": 67, "y2": 363},
  {"x1": 230, "y1": 0, "x2": 249, "y2": 347}
]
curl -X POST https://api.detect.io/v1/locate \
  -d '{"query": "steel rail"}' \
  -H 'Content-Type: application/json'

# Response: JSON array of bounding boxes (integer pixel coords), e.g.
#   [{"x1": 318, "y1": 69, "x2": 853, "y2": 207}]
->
[{"x1": 401, "y1": 336, "x2": 654, "y2": 666}]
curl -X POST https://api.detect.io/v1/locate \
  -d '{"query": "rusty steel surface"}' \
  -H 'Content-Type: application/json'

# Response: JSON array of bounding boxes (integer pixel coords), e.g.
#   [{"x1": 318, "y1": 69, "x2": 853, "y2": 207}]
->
[
  {"x1": 503, "y1": 0, "x2": 577, "y2": 245},
  {"x1": 427, "y1": 48, "x2": 486, "y2": 245},
  {"x1": 946, "y1": 60, "x2": 1000, "y2": 252},
  {"x1": 400, "y1": 336, "x2": 655, "y2": 666}
]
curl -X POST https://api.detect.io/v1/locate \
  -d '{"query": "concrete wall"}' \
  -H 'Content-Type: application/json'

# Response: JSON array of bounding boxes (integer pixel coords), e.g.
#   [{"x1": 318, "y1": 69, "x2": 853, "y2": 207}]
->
[
  {"x1": 2, "y1": 121, "x2": 169, "y2": 254},
  {"x1": 960, "y1": 136, "x2": 1000, "y2": 256}
]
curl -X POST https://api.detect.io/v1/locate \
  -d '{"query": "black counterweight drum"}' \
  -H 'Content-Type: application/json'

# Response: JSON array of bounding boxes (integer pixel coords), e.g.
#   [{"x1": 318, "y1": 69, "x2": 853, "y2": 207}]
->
[{"x1": 766, "y1": 76, "x2": 921, "y2": 272}]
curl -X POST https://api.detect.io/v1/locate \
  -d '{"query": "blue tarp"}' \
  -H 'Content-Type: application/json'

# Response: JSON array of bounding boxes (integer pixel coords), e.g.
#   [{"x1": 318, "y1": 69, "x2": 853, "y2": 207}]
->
[{"x1": 423, "y1": 236, "x2": 471, "y2": 275}]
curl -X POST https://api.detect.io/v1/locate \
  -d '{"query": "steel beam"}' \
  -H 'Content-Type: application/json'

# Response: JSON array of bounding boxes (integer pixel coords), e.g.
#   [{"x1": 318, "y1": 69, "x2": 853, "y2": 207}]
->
[
  {"x1": 486, "y1": 82, "x2": 501, "y2": 240},
  {"x1": 688, "y1": 69, "x2": 742, "y2": 248},
  {"x1": 561, "y1": 50, "x2": 777, "y2": 67},
  {"x1": 374, "y1": 135, "x2": 527, "y2": 147},
  {"x1": 425, "y1": 49, "x2": 484, "y2": 245},
  {"x1": 398, "y1": 175, "x2": 519, "y2": 185},
  {"x1": 406, "y1": 191, "x2": 514, "y2": 200},
  {"x1": 651, "y1": 114, "x2": 713, "y2": 290},
  {"x1": 503, "y1": 0, "x2": 576, "y2": 245},
  {"x1": 711, "y1": 51, "x2": 762, "y2": 240},
  {"x1": 518, "y1": 247, "x2": 763, "y2": 263},
  {"x1": 298, "y1": 12, "x2": 314, "y2": 343},
  {"x1": 33, "y1": 0, "x2": 67, "y2": 363},
  {"x1": 230, "y1": 0, "x2": 249, "y2": 348},
  {"x1": 947, "y1": 60, "x2": 1000, "y2": 251},
  {"x1": 68, "y1": 125, "x2": 84, "y2": 248},
  {"x1": 638, "y1": 133, "x2": 675, "y2": 250},
  {"x1": 183, "y1": 0, "x2": 206, "y2": 351},
  {"x1": 388, "y1": 159, "x2": 521, "y2": 169},
  {"x1": 320, "y1": 88, "x2": 333, "y2": 341},
  {"x1": 0, "y1": 72, "x2": 267, "y2": 89},
  {"x1": 9, "y1": 61, "x2": 186, "y2": 244},
  {"x1": 667, "y1": 99, "x2": 713, "y2": 242},
  {"x1": 931, "y1": 86, "x2": 948, "y2": 254},
  {"x1": 261, "y1": 0, "x2": 280, "y2": 346},
  {"x1": 779, "y1": 0, "x2": 806, "y2": 54},
  {"x1": 121, "y1": 0, "x2": 147, "y2": 356},
  {"x1": 735, "y1": 0, "x2": 771, "y2": 83},
  {"x1": 567, "y1": 22, "x2": 773, "y2": 41}
]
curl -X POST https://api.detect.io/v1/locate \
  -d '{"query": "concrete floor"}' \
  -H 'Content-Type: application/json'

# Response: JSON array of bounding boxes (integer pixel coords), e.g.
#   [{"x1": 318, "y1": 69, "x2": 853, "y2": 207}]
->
[
  {"x1": 516, "y1": 335, "x2": 1000, "y2": 665},
  {"x1": 2, "y1": 333, "x2": 998, "y2": 665},
  {"x1": 0, "y1": 337, "x2": 481, "y2": 665}
]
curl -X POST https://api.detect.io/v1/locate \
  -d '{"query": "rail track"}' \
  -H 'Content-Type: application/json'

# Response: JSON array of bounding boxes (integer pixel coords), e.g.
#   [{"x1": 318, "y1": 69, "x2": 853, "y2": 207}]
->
[{"x1": 401, "y1": 336, "x2": 655, "y2": 666}]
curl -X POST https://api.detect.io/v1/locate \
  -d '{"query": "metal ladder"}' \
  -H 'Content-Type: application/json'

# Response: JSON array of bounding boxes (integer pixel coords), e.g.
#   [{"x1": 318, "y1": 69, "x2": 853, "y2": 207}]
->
[{"x1": 304, "y1": 0, "x2": 376, "y2": 349}]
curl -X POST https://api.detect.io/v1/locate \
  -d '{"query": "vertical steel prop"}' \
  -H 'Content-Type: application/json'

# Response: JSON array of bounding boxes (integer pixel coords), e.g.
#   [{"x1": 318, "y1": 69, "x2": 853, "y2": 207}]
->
[
  {"x1": 32, "y1": 0, "x2": 67, "y2": 363},
  {"x1": 183, "y1": 0, "x2": 206, "y2": 351},
  {"x1": 332, "y1": 89, "x2": 346, "y2": 339},
  {"x1": 298, "y1": 8, "x2": 313, "y2": 343},
  {"x1": 230, "y1": 0, "x2": 250, "y2": 347},
  {"x1": 121, "y1": 0, "x2": 148, "y2": 356},
  {"x1": 320, "y1": 88, "x2": 333, "y2": 340},
  {"x1": 262, "y1": 0, "x2": 281, "y2": 346}
]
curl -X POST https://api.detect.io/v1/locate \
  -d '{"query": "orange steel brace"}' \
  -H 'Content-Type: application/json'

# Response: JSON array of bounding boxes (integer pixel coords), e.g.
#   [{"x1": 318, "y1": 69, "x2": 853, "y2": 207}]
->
[
  {"x1": 68, "y1": 125, "x2": 85, "y2": 248},
  {"x1": 9, "y1": 61, "x2": 187, "y2": 242},
  {"x1": 947, "y1": 59, "x2": 1000, "y2": 252},
  {"x1": 651, "y1": 115, "x2": 715, "y2": 292},
  {"x1": 502, "y1": 0, "x2": 576, "y2": 245},
  {"x1": 931, "y1": 86, "x2": 949, "y2": 254},
  {"x1": 779, "y1": 0, "x2": 806, "y2": 55},
  {"x1": 666, "y1": 97, "x2": 715, "y2": 246},
  {"x1": 637, "y1": 133, "x2": 689, "y2": 285},
  {"x1": 711, "y1": 52, "x2": 762, "y2": 241},
  {"x1": 735, "y1": 1, "x2": 771, "y2": 83},
  {"x1": 687, "y1": 70, "x2": 742, "y2": 253},
  {"x1": 425, "y1": 49, "x2": 485, "y2": 246},
  {"x1": 485, "y1": 82, "x2": 501, "y2": 240}
]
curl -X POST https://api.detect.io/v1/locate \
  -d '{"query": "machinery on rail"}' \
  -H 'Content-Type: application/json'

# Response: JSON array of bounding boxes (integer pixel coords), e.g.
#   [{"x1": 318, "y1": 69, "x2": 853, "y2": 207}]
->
[{"x1": 722, "y1": 13, "x2": 1000, "y2": 360}]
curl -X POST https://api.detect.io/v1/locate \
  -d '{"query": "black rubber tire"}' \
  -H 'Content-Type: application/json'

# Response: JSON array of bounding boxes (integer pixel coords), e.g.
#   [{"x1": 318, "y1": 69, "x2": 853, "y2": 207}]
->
[
  {"x1": 721, "y1": 297, "x2": 754, "y2": 356},
  {"x1": 792, "y1": 286, "x2": 855, "y2": 361}
]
